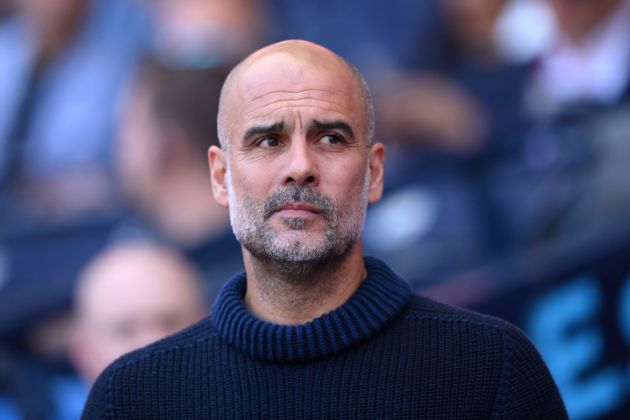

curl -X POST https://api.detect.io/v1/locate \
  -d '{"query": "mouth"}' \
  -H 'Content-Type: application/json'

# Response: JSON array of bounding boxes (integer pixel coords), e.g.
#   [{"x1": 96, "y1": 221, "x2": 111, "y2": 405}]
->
[{"x1": 275, "y1": 201, "x2": 322, "y2": 218}]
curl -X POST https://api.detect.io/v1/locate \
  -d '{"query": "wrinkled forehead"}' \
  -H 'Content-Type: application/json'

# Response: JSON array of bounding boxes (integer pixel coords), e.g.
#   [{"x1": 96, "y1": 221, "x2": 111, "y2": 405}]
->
[{"x1": 229, "y1": 50, "x2": 361, "y2": 112}]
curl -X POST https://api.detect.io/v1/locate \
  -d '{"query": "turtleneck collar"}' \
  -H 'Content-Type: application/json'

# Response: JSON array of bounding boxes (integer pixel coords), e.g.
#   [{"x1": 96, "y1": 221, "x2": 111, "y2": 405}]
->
[{"x1": 211, "y1": 257, "x2": 411, "y2": 363}]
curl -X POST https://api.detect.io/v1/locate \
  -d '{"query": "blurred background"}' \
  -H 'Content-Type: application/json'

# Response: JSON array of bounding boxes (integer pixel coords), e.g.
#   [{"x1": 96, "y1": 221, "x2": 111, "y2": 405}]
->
[{"x1": 1, "y1": 0, "x2": 629, "y2": 418}]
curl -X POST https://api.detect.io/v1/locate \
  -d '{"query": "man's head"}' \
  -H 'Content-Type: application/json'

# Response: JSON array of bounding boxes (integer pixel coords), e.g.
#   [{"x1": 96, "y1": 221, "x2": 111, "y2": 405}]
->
[
  {"x1": 209, "y1": 40, "x2": 385, "y2": 272},
  {"x1": 67, "y1": 242, "x2": 207, "y2": 383}
]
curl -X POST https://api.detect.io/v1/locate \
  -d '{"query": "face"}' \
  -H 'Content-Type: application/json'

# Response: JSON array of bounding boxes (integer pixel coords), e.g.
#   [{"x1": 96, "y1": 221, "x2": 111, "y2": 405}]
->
[
  {"x1": 210, "y1": 50, "x2": 384, "y2": 264},
  {"x1": 151, "y1": 0, "x2": 264, "y2": 63},
  {"x1": 226, "y1": 160, "x2": 370, "y2": 263},
  {"x1": 70, "y1": 249, "x2": 206, "y2": 383}
]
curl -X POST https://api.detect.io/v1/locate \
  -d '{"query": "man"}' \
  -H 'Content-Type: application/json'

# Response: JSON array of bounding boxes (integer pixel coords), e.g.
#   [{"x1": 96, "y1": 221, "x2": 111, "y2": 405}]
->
[
  {"x1": 83, "y1": 40, "x2": 567, "y2": 418},
  {"x1": 68, "y1": 242, "x2": 208, "y2": 384}
]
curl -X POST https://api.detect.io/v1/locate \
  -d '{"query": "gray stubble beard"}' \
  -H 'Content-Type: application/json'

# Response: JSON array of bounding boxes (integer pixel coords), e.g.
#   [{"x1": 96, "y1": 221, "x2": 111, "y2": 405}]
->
[{"x1": 226, "y1": 167, "x2": 370, "y2": 285}]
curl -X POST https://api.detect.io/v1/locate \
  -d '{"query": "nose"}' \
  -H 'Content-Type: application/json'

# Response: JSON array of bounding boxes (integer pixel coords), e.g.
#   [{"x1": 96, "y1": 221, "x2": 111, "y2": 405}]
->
[{"x1": 283, "y1": 139, "x2": 318, "y2": 187}]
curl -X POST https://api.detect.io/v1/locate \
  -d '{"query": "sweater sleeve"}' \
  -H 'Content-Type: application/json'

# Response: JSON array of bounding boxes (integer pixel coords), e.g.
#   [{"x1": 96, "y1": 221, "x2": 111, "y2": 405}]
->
[
  {"x1": 81, "y1": 368, "x2": 115, "y2": 420},
  {"x1": 491, "y1": 326, "x2": 568, "y2": 420}
]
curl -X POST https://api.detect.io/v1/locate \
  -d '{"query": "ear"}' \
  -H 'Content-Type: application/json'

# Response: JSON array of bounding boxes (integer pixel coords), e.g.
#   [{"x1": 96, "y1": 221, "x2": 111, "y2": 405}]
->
[
  {"x1": 208, "y1": 145, "x2": 229, "y2": 208},
  {"x1": 367, "y1": 142, "x2": 385, "y2": 204}
]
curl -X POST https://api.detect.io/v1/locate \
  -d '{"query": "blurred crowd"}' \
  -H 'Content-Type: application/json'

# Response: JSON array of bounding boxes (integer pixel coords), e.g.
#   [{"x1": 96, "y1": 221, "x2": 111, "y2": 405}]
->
[{"x1": 1, "y1": 0, "x2": 630, "y2": 418}]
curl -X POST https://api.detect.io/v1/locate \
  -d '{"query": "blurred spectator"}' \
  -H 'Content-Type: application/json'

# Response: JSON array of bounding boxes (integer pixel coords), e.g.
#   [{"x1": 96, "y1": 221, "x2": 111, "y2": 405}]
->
[
  {"x1": 488, "y1": 0, "x2": 630, "y2": 249},
  {"x1": 528, "y1": 0, "x2": 630, "y2": 116},
  {"x1": 113, "y1": 58, "x2": 243, "y2": 299},
  {"x1": 374, "y1": 0, "x2": 630, "y2": 294},
  {"x1": 363, "y1": 0, "x2": 538, "y2": 285},
  {"x1": 0, "y1": 0, "x2": 149, "y2": 225},
  {"x1": 0, "y1": 216, "x2": 116, "y2": 419},
  {"x1": 67, "y1": 242, "x2": 208, "y2": 384},
  {"x1": 0, "y1": 241, "x2": 207, "y2": 419},
  {"x1": 144, "y1": 0, "x2": 269, "y2": 69},
  {"x1": 0, "y1": 1, "x2": 269, "y2": 415},
  {"x1": 380, "y1": 0, "x2": 537, "y2": 157},
  {"x1": 108, "y1": 0, "x2": 272, "y2": 298}
]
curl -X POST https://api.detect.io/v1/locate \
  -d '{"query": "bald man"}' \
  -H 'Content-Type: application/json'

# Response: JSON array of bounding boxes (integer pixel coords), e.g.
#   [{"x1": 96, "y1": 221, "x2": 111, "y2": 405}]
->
[
  {"x1": 68, "y1": 242, "x2": 207, "y2": 384},
  {"x1": 83, "y1": 40, "x2": 567, "y2": 419}
]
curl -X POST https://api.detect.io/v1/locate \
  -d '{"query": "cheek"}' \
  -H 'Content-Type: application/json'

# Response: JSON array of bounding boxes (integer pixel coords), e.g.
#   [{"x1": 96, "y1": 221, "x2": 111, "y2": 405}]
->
[
  {"x1": 326, "y1": 161, "x2": 368, "y2": 198},
  {"x1": 230, "y1": 163, "x2": 274, "y2": 200}
]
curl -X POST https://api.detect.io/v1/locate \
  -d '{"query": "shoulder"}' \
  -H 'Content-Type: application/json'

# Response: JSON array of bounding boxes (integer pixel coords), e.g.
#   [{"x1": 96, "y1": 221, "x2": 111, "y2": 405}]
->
[
  {"x1": 403, "y1": 293, "x2": 525, "y2": 335},
  {"x1": 401, "y1": 293, "x2": 550, "y2": 370},
  {"x1": 400, "y1": 294, "x2": 568, "y2": 419}
]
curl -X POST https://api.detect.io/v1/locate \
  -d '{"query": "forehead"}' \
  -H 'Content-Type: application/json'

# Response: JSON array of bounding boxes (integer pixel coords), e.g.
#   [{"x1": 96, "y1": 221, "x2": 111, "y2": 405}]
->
[
  {"x1": 81, "y1": 255, "x2": 197, "y2": 317},
  {"x1": 229, "y1": 52, "x2": 363, "y2": 125}
]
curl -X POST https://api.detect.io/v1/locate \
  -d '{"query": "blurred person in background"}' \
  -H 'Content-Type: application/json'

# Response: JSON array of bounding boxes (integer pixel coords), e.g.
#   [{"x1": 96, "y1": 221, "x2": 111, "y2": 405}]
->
[
  {"x1": 529, "y1": 0, "x2": 630, "y2": 115},
  {"x1": 363, "y1": 0, "x2": 532, "y2": 286},
  {"x1": 113, "y1": 58, "x2": 243, "y2": 300},
  {"x1": 111, "y1": 0, "x2": 271, "y2": 299},
  {"x1": 0, "y1": 241, "x2": 208, "y2": 419},
  {"x1": 0, "y1": 3, "x2": 147, "y2": 416},
  {"x1": 367, "y1": 0, "x2": 630, "y2": 284},
  {"x1": 67, "y1": 242, "x2": 208, "y2": 385},
  {"x1": 145, "y1": 0, "x2": 269, "y2": 69},
  {"x1": 0, "y1": 0, "x2": 149, "y2": 225},
  {"x1": 377, "y1": 0, "x2": 508, "y2": 157},
  {"x1": 500, "y1": 0, "x2": 630, "y2": 249},
  {"x1": 1, "y1": 1, "x2": 267, "y2": 416}
]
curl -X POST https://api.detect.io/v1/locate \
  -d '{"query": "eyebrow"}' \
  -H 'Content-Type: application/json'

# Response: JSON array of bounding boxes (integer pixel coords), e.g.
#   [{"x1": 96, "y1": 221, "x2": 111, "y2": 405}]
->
[
  {"x1": 310, "y1": 119, "x2": 355, "y2": 139},
  {"x1": 242, "y1": 122, "x2": 285, "y2": 144}
]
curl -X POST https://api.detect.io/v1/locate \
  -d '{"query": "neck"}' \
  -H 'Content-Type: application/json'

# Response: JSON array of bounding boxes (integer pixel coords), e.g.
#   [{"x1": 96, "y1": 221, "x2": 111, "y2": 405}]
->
[{"x1": 243, "y1": 244, "x2": 367, "y2": 325}]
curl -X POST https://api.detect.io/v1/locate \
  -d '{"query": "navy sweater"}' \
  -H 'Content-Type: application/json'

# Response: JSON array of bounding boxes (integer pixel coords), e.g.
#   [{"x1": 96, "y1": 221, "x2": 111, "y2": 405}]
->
[{"x1": 83, "y1": 257, "x2": 567, "y2": 419}]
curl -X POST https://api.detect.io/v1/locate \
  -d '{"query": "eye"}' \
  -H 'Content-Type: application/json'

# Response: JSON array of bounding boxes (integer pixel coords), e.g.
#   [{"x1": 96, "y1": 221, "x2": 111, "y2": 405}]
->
[
  {"x1": 319, "y1": 134, "x2": 343, "y2": 145},
  {"x1": 258, "y1": 136, "x2": 281, "y2": 148}
]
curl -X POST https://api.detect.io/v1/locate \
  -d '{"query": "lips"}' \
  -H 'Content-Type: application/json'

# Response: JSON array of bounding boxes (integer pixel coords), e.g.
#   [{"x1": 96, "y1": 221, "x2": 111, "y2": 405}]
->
[
  {"x1": 278, "y1": 202, "x2": 322, "y2": 214},
  {"x1": 261, "y1": 187, "x2": 334, "y2": 220},
  {"x1": 274, "y1": 202, "x2": 322, "y2": 219}
]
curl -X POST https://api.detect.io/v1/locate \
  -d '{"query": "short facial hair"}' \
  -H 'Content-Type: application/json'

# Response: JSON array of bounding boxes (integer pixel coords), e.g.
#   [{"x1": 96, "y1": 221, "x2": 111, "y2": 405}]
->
[{"x1": 226, "y1": 166, "x2": 370, "y2": 282}]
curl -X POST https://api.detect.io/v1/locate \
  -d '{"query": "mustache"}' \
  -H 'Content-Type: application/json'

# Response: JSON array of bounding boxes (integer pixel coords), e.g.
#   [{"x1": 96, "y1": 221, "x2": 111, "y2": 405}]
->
[{"x1": 262, "y1": 187, "x2": 335, "y2": 220}]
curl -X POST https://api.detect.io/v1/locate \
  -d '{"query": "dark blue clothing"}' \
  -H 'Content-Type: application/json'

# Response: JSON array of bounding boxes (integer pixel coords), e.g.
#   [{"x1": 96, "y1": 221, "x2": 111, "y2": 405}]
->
[{"x1": 83, "y1": 257, "x2": 567, "y2": 419}]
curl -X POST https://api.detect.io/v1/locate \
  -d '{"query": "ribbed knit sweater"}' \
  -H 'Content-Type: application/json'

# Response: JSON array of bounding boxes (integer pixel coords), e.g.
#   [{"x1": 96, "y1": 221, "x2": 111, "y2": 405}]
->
[{"x1": 82, "y1": 257, "x2": 567, "y2": 419}]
